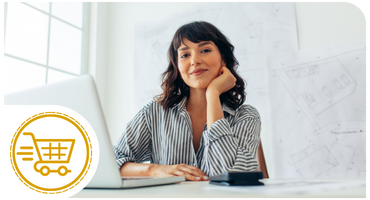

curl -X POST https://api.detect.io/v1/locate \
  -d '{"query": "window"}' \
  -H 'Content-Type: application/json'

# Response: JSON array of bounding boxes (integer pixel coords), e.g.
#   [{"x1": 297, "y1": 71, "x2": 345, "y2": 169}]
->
[{"x1": 4, "y1": 2, "x2": 89, "y2": 94}]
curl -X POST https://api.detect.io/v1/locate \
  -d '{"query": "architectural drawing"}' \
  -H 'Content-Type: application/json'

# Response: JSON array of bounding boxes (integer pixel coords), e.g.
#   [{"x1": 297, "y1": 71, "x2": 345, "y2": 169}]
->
[
  {"x1": 274, "y1": 55, "x2": 357, "y2": 129},
  {"x1": 268, "y1": 42, "x2": 366, "y2": 178},
  {"x1": 294, "y1": 146, "x2": 338, "y2": 178}
]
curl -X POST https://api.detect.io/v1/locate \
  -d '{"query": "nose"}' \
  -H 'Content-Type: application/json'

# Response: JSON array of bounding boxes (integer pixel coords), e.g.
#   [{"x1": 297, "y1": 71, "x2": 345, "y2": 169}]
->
[{"x1": 190, "y1": 52, "x2": 201, "y2": 66}]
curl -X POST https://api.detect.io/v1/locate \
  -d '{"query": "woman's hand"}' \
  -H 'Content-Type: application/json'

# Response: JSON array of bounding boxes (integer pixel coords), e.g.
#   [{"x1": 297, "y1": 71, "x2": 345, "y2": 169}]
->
[
  {"x1": 206, "y1": 66, "x2": 236, "y2": 97},
  {"x1": 148, "y1": 164, "x2": 208, "y2": 181}
]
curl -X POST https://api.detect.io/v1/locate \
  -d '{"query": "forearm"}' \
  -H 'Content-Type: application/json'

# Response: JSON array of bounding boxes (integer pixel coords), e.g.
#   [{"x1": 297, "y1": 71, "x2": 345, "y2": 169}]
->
[
  {"x1": 201, "y1": 115, "x2": 261, "y2": 175},
  {"x1": 202, "y1": 147, "x2": 258, "y2": 176},
  {"x1": 120, "y1": 162, "x2": 155, "y2": 176},
  {"x1": 120, "y1": 163, "x2": 208, "y2": 181},
  {"x1": 206, "y1": 91, "x2": 224, "y2": 130},
  {"x1": 201, "y1": 131, "x2": 238, "y2": 176}
]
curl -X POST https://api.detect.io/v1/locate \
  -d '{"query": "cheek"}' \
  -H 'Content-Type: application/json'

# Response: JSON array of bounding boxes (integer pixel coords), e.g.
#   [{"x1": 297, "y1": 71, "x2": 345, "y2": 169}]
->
[
  {"x1": 207, "y1": 53, "x2": 222, "y2": 67},
  {"x1": 178, "y1": 63, "x2": 188, "y2": 78},
  {"x1": 212, "y1": 56, "x2": 221, "y2": 64}
]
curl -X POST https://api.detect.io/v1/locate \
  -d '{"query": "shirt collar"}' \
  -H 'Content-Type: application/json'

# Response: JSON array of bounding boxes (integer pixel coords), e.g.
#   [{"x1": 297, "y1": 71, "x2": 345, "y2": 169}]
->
[{"x1": 174, "y1": 96, "x2": 236, "y2": 116}]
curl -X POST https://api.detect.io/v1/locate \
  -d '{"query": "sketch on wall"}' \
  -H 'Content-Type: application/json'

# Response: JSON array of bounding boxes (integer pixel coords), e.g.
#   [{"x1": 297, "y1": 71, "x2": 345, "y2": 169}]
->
[
  {"x1": 268, "y1": 42, "x2": 366, "y2": 178},
  {"x1": 274, "y1": 55, "x2": 357, "y2": 129}
]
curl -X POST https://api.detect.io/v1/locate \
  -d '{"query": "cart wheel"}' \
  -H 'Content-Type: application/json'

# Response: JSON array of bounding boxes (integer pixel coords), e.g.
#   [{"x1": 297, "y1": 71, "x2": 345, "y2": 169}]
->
[
  {"x1": 58, "y1": 166, "x2": 69, "y2": 176},
  {"x1": 40, "y1": 166, "x2": 50, "y2": 176}
]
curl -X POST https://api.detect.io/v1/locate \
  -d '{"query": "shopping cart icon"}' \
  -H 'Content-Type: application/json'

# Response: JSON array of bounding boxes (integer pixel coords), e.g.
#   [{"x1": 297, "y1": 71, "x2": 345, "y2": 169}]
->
[{"x1": 20, "y1": 132, "x2": 75, "y2": 176}]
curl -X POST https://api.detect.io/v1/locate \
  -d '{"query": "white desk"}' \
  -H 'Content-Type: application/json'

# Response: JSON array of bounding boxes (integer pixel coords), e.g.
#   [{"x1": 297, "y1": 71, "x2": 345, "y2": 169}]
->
[{"x1": 73, "y1": 178, "x2": 365, "y2": 198}]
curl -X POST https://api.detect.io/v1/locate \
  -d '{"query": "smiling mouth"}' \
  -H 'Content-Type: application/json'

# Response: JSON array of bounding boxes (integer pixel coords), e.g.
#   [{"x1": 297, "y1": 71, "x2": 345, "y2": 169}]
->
[{"x1": 191, "y1": 69, "x2": 207, "y2": 76}]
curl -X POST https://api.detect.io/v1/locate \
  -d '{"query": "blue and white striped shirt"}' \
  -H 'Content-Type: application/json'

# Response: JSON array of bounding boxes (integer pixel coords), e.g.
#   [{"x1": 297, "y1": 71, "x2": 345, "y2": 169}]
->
[{"x1": 113, "y1": 97, "x2": 261, "y2": 176}]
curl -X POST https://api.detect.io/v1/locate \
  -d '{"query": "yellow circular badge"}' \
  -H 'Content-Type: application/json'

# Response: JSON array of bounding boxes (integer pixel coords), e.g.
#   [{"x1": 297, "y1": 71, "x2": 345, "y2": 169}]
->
[{"x1": 10, "y1": 112, "x2": 93, "y2": 194}]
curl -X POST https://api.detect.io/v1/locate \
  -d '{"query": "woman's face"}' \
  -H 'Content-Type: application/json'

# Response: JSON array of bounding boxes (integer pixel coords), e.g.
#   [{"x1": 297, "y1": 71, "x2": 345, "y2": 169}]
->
[{"x1": 177, "y1": 38, "x2": 223, "y2": 90}]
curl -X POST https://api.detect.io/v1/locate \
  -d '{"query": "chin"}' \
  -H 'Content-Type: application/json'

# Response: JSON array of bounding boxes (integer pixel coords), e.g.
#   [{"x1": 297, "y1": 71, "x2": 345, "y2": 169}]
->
[
  {"x1": 191, "y1": 82, "x2": 209, "y2": 89},
  {"x1": 185, "y1": 79, "x2": 212, "y2": 90}
]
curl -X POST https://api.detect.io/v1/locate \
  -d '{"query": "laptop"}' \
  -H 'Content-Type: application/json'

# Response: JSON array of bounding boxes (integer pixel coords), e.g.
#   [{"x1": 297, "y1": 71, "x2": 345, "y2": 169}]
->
[{"x1": 4, "y1": 74, "x2": 185, "y2": 188}]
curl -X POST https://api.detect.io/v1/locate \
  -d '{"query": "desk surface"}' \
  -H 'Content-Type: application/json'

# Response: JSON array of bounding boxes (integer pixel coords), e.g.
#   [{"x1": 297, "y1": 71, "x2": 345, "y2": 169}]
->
[{"x1": 73, "y1": 178, "x2": 366, "y2": 198}]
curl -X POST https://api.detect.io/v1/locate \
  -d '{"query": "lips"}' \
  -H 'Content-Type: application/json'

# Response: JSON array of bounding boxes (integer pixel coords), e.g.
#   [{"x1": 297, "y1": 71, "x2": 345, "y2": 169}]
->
[{"x1": 190, "y1": 68, "x2": 207, "y2": 76}]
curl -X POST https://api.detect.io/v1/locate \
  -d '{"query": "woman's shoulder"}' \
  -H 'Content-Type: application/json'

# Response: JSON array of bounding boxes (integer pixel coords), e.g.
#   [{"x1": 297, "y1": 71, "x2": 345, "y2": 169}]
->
[
  {"x1": 235, "y1": 104, "x2": 260, "y2": 120},
  {"x1": 141, "y1": 99, "x2": 164, "y2": 113}
]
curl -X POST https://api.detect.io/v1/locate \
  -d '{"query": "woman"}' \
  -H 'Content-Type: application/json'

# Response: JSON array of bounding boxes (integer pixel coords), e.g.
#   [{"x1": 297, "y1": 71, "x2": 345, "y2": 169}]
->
[{"x1": 114, "y1": 21, "x2": 261, "y2": 181}]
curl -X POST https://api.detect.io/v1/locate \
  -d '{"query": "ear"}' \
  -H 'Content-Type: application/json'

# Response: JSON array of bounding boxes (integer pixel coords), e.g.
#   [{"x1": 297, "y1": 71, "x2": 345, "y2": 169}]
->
[{"x1": 221, "y1": 60, "x2": 226, "y2": 68}]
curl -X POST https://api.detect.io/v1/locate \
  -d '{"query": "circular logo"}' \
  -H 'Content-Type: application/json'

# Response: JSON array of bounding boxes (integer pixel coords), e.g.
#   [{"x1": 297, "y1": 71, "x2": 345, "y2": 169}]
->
[{"x1": 10, "y1": 112, "x2": 93, "y2": 194}]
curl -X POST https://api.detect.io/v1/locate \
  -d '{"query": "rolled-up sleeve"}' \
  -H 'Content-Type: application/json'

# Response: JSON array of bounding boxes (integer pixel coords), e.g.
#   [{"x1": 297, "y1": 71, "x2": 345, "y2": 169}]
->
[
  {"x1": 113, "y1": 107, "x2": 152, "y2": 169},
  {"x1": 200, "y1": 106, "x2": 261, "y2": 176}
]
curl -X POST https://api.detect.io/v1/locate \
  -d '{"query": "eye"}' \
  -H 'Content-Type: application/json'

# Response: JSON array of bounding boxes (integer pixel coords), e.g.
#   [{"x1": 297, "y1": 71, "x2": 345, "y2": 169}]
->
[
  {"x1": 202, "y1": 49, "x2": 211, "y2": 53},
  {"x1": 180, "y1": 53, "x2": 189, "y2": 59}
]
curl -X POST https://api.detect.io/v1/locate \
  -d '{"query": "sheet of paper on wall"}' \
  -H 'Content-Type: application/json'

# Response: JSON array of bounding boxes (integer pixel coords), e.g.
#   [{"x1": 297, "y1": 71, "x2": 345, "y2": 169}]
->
[
  {"x1": 134, "y1": 3, "x2": 299, "y2": 152},
  {"x1": 267, "y1": 42, "x2": 366, "y2": 178}
]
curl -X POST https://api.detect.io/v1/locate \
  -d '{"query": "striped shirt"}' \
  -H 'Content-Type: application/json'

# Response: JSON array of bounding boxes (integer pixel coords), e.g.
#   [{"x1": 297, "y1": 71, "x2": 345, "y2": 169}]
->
[{"x1": 113, "y1": 97, "x2": 261, "y2": 176}]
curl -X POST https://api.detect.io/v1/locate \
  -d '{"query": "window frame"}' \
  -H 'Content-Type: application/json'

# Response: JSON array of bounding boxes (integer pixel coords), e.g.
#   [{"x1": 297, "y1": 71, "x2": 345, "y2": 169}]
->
[{"x1": 4, "y1": 2, "x2": 90, "y2": 85}]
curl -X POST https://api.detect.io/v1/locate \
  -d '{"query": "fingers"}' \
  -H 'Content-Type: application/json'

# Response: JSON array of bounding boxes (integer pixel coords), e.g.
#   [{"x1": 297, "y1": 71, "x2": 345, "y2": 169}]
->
[
  {"x1": 171, "y1": 164, "x2": 208, "y2": 181},
  {"x1": 219, "y1": 67, "x2": 236, "y2": 83},
  {"x1": 172, "y1": 171, "x2": 200, "y2": 181},
  {"x1": 218, "y1": 67, "x2": 224, "y2": 76},
  {"x1": 172, "y1": 170, "x2": 208, "y2": 181},
  {"x1": 178, "y1": 165, "x2": 208, "y2": 180},
  {"x1": 219, "y1": 66, "x2": 226, "y2": 75}
]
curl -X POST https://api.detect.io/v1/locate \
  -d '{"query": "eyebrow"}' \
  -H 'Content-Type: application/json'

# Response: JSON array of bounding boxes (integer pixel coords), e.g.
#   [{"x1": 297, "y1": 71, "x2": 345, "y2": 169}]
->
[{"x1": 178, "y1": 41, "x2": 214, "y2": 52}]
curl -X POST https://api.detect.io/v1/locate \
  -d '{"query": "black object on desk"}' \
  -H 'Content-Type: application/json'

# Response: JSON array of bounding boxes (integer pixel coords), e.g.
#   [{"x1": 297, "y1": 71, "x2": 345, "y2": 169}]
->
[{"x1": 209, "y1": 171, "x2": 264, "y2": 186}]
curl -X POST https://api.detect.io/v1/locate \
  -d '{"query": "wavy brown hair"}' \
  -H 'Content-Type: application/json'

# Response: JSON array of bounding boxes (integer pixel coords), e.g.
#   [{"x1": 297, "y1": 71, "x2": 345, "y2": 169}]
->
[{"x1": 155, "y1": 21, "x2": 246, "y2": 110}]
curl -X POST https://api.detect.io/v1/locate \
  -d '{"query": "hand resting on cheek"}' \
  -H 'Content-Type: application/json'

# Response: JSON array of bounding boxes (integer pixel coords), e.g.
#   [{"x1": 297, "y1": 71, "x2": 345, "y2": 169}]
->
[{"x1": 206, "y1": 65, "x2": 237, "y2": 97}]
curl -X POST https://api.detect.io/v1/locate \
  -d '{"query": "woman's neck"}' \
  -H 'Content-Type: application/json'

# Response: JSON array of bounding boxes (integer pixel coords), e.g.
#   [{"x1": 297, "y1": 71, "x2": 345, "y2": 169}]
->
[{"x1": 186, "y1": 88, "x2": 207, "y2": 116}]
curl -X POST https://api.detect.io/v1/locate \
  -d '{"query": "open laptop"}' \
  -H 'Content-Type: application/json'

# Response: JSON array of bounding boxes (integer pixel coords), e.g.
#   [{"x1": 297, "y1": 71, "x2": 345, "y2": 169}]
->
[{"x1": 4, "y1": 74, "x2": 185, "y2": 188}]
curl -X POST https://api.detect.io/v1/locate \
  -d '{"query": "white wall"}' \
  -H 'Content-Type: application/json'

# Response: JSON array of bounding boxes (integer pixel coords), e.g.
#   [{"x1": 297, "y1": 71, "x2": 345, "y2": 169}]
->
[
  {"x1": 295, "y1": 2, "x2": 365, "y2": 50},
  {"x1": 89, "y1": 2, "x2": 366, "y2": 177},
  {"x1": 88, "y1": 3, "x2": 108, "y2": 115}
]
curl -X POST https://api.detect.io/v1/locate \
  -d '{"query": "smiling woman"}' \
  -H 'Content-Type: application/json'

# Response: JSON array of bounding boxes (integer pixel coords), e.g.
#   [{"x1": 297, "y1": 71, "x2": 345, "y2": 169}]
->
[
  {"x1": 156, "y1": 22, "x2": 246, "y2": 111},
  {"x1": 113, "y1": 21, "x2": 261, "y2": 181}
]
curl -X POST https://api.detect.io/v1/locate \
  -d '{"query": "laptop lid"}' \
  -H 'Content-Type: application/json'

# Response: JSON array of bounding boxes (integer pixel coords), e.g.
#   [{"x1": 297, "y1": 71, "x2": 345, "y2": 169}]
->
[{"x1": 5, "y1": 75, "x2": 123, "y2": 188}]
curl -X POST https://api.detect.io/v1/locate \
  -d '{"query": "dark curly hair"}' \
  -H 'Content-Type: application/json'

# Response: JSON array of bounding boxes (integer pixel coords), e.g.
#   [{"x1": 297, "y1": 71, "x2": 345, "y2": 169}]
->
[{"x1": 155, "y1": 21, "x2": 246, "y2": 110}]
